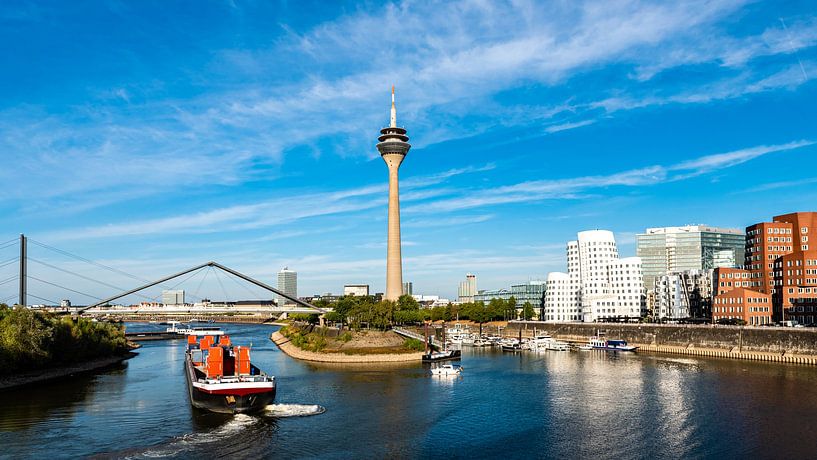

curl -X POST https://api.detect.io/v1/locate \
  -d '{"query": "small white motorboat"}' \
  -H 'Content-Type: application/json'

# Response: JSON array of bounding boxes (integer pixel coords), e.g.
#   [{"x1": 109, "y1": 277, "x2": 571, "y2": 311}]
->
[{"x1": 430, "y1": 364, "x2": 463, "y2": 376}]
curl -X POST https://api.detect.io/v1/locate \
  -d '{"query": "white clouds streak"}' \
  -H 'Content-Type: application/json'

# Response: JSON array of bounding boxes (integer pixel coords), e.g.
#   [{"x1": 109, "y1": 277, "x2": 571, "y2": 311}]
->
[
  {"x1": 45, "y1": 139, "x2": 813, "y2": 241},
  {"x1": 408, "y1": 140, "x2": 814, "y2": 213}
]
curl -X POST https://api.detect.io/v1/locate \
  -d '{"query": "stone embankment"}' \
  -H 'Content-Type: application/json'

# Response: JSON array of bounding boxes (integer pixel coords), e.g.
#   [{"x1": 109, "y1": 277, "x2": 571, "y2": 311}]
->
[
  {"x1": 270, "y1": 331, "x2": 423, "y2": 363},
  {"x1": 504, "y1": 322, "x2": 817, "y2": 365}
]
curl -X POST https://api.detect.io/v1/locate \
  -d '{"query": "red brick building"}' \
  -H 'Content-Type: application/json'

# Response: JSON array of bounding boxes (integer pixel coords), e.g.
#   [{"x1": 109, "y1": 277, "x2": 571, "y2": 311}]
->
[
  {"x1": 743, "y1": 212, "x2": 817, "y2": 323},
  {"x1": 712, "y1": 287, "x2": 772, "y2": 325},
  {"x1": 777, "y1": 250, "x2": 817, "y2": 325},
  {"x1": 713, "y1": 267, "x2": 752, "y2": 295}
]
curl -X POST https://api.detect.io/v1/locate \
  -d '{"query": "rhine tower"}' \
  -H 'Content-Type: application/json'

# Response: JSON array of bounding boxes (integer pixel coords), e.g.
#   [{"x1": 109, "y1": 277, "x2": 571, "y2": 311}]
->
[{"x1": 376, "y1": 86, "x2": 411, "y2": 301}]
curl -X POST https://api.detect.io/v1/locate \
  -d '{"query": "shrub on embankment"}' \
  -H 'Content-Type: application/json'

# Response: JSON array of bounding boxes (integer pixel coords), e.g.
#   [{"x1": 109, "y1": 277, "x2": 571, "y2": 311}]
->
[
  {"x1": 0, "y1": 304, "x2": 128, "y2": 375},
  {"x1": 281, "y1": 323, "x2": 423, "y2": 355}
]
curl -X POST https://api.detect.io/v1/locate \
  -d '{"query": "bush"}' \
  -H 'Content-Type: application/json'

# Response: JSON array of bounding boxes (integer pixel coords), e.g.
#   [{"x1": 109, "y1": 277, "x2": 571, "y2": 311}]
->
[
  {"x1": 403, "y1": 338, "x2": 425, "y2": 351},
  {"x1": 0, "y1": 305, "x2": 128, "y2": 375},
  {"x1": 339, "y1": 332, "x2": 353, "y2": 342}
]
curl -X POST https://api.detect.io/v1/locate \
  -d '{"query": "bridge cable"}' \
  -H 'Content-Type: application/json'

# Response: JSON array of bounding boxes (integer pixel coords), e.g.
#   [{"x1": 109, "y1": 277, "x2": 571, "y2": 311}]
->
[
  {"x1": 0, "y1": 237, "x2": 19, "y2": 247},
  {"x1": 148, "y1": 266, "x2": 209, "y2": 304},
  {"x1": 28, "y1": 258, "x2": 157, "y2": 302},
  {"x1": 224, "y1": 269, "x2": 266, "y2": 299},
  {"x1": 211, "y1": 267, "x2": 230, "y2": 302},
  {"x1": 152, "y1": 266, "x2": 208, "y2": 302},
  {"x1": 0, "y1": 275, "x2": 19, "y2": 287},
  {"x1": 29, "y1": 239, "x2": 212, "y2": 301},
  {"x1": 26, "y1": 275, "x2": 103, "y2": 301},
  {"x1": 0, "y1": 256, "x2": 19, "y2": 269},
  {"x1": 1, "y1": 294, "x2": 17, "y2": 304},
  {"x1": 28, "y1": 239, "x2": 150, "y2": 283},
  {"x1": 192, "y1": 266, "x2": 212, "y2": 300},
  {"x1": 0, "y1": 241, "x2": 19, "y2": 252},
  {"x1": 26, "y1": 293, "x2": 59, "y2": 305}
]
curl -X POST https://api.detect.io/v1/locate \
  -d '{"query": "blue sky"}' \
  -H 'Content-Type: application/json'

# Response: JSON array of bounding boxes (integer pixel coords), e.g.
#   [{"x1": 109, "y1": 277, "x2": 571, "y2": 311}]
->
[{"x1": 1, "y1": 0, "x2": 816, "y2": 304}]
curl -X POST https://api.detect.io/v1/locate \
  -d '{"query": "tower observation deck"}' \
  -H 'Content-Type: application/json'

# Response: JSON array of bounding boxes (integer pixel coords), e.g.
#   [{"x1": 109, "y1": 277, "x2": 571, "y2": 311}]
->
[{"x1": 376, "y1": 87, "x2": 411, "y2": 301}]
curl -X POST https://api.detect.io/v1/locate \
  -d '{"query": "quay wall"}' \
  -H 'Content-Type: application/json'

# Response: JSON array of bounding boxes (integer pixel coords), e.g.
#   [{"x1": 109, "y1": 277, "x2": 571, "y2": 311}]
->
[{"x1": 502, "y1": 322, "x2": 817, "y2": 365}]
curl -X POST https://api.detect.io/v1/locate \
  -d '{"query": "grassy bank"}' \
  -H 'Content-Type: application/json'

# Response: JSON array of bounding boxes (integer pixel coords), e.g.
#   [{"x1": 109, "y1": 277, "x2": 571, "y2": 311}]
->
[
  {"x1": 280, "y1": 324, "x2": 424, "y2": 355},
  {"x1": 0, "y1": 304, "x2": 129, "y2": 376}
]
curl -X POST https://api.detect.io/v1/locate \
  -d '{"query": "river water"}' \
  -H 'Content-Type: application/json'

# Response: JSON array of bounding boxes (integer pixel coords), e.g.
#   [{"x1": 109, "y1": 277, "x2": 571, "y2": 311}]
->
[{"x1": 1, "y1": 322, "x2": 816, "y2": 459}]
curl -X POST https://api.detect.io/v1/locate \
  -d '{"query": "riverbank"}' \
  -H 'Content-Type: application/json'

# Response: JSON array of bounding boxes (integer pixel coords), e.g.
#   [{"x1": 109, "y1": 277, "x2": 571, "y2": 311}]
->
[
  {"x1": 0, "y1": 351, "x2": 138, "y2": 391},
  {"x1": 271, "y1": 331, "x2": 423, "y2": 363}
]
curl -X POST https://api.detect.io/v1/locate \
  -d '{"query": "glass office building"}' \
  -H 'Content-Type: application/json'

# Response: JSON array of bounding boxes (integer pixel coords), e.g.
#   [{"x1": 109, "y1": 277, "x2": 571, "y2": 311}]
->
[{"x1": 637, "y1": 225, "x2": 744, "y2": 291}]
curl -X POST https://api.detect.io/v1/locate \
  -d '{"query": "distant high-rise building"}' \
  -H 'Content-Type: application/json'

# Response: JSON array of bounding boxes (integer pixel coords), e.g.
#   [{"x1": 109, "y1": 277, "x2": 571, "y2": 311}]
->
[
  {"x1": 162, "y1": 289, "x2": 185, "y2": 306},
  {"x1": 277, "y1": 267, "x2": 297, "y2": 306},
  {"x1": 545, "y1": 230, "x2": 645, "y2": 322},
  {"x1": 343, "y1": 284, "x2": 370, "y2": 297},
  {"x1": 636, "y1": 225, "x2": 744, "y2": 292},
  {"x1": 458, "y1": 273, "x2": 477, "y2": 303},
  {"x1": 402, "y1": 282, "x2": 413, "y2": 296}
]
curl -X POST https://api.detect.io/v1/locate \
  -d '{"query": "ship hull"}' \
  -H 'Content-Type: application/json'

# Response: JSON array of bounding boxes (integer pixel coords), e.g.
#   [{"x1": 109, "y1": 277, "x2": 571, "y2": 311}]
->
[{"x1": 185, "y1": 355, "x2": 275, "y2": 414}]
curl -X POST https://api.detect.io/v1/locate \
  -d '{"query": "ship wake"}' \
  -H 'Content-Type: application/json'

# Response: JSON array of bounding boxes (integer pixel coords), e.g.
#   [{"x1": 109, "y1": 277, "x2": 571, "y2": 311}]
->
[{"x1": 263, "y1": 403, "x2": 326, "y2": 417}]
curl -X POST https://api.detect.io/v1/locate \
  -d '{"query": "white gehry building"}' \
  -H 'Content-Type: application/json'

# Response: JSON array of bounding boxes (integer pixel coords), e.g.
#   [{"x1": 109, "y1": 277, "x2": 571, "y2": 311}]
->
[
  {"x1": 545, "y1": 272, "x2": 580, "y2": 321},
  {"x1": 544, "y1": 230, "x2": 646, "y2": 322}
]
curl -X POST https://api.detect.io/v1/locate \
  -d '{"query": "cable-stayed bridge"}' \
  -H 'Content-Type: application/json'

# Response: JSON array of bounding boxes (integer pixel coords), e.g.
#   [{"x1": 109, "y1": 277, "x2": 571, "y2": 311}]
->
[{"x1": 0, "y1": 234, "x2": 325, "y2": 317}]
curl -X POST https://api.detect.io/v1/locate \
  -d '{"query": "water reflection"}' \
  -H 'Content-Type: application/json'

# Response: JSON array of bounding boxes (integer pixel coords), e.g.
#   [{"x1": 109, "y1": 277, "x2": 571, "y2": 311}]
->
[{"x1": 2, "y1": 324, "x2": 817, "y2": 458}]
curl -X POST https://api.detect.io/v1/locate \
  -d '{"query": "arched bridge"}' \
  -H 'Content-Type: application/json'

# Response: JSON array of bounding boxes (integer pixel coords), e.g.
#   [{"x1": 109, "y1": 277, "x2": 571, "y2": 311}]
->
[{"x1": 78, "y1": 261, "x2": 327, "y2": 314}]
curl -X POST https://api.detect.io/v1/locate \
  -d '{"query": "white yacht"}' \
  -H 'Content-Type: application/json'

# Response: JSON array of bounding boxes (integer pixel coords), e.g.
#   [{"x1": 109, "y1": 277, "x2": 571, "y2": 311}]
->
[{"x1": 430, "y1": 364, "x2": 463, "y2": 376}]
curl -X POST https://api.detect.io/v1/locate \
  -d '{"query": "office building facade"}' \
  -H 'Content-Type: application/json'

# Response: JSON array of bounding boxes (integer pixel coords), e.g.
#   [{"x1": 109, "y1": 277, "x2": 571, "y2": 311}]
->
[
  {"x1": 161, "y1": 290, "x2": 185, "y2": 306},
  {"x1": 343, "y1": 284, "x2": 370, "y2": 297},
  {"x1": 474, "y1": 280, "x2": 546, "y2": 312},
  {"x1": 637, "y1": 225, "x2": 744, "y2": 292},
  {"x1": 277, "y1": 267, "x2": 297, "y2": 306}
]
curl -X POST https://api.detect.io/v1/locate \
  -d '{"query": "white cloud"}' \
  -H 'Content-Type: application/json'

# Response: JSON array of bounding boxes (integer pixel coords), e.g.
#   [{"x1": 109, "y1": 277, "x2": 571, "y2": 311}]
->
[
  {"x1": 408, "y1": 139, "x2": 814, "y2": 213},
  {"x1": 545, "y1": 120, "x2": 596, "y2": 133}
]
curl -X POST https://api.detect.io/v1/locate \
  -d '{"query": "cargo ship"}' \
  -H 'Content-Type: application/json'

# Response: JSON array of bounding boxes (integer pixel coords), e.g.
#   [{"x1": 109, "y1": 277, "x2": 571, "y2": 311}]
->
[{"x1": 185, "y1": 333, "x2": 276, "y2": 414}]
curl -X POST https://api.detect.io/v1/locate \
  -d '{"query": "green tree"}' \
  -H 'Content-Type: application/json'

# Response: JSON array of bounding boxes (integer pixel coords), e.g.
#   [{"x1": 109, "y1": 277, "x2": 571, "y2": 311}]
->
[
  {"x1": 332, "y1": 296, "x2": 356, "y2": 326},
  {"x1": 522, "y1": 301, "x2": 535, "y2": 321},
  {"x1": 507, "y1": 296, "x2": 518, "y2": 320},
  {"x1": 488, "y1": 298, "x2": 505, "y2": 321},
  {"x1": 397, "y1": 294, "x2": 420, "y2": 311}
]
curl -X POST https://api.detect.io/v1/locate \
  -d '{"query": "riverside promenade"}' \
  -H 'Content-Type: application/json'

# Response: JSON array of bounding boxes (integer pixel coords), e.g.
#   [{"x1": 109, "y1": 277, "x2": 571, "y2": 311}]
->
[{"x1": 270, "y1": 331, "x2": 423, "y2": 363}]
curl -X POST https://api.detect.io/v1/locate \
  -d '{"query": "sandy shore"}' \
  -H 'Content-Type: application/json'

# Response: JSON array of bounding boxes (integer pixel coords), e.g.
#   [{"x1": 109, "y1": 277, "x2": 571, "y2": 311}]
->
[
  {"x1": 271, "y1": 331, "x2": 423, "y2": 363},
  {"x1": 0, "y1": 352, "x2": 138, "y2": 391}
]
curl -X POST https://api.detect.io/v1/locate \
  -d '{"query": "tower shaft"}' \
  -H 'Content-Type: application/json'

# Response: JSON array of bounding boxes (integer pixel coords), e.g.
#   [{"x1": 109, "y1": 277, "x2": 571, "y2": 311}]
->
[{"x1": 386, "y1": 162, "x2": 403, "y2": 301}]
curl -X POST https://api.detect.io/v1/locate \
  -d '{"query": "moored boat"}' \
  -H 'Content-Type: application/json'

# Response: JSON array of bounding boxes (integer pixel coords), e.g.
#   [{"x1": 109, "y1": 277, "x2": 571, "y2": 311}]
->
[
  {"x1": 589, "y1": 337, "x2": 638, "y2": 352},
  {"x1": 422, "y1": 349, "x2": 462, "y2": 362},
  {"x1": 546, "y1": 341, "x2": 570, "y2": 351},
  {"x1": 501, "y1": 338, "x2": 523, "y2": 352},
  {"x1": 430, "y1": 364, "x2": 463, "y2": 376},
  {"x1": 185, "y1": 333, "x2": 276, "y2": 414}
]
